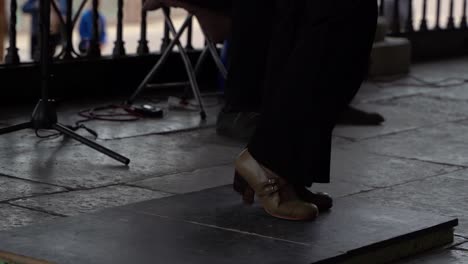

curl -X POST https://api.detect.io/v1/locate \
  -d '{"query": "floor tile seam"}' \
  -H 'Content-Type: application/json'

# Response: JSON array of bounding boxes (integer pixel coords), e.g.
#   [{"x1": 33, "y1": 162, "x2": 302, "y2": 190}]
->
[
  {"x1": 452, "y1": 117, "x2": 468, "y2": 124},
  {"x1": 151, "y1": 124, "x2": 218, "y2": 136},
  {"x1": 0, "y1": 139, "x2": 81, "y2": 153},
  {"x1": 446, "y1": 242, "x2": 468, "y2": 250},
  {"x1": 450, "y1": 238, "x2": 468, "y2": 252},
  {"x1": 455, "y1": 234, "x2": 468, "y2": 240},
  {"x1": 1, "y1": 125, "x2": 214, "y2": 151},
  {"x1": 451, "y1": 247, "x2": 468, "y2": 253},
  {"x1": 70, "y1": 183, "x2": 174, "y2": 194},
  {"x1": 129, "y1": 209, "x2": 311, "y2": 247},
  {"x1": 334, "y1": 126, "x2": 429, "y2": 144},
  {"x1": 98, "y1": 125, "x2": 217, "y2": 141},
  {"x1": 422, "y1": 93, "x2": 468, "y2": 103},
  {"x1": 356, "y1": 88, "x2": 444, "y2": 103},
  {"x1": 0, "y1": 173, "x2": 72, "y2": 190},
  {"x1": 332, "y1": 134, "x2": 356, "y2": 142},
  {"x1": 353, "y1": 91, "x2": 434, "y2": 105},
  {"x1": 339, "y1": 166, "x2": 467, "y2": 198},
  {"x1": 362, "y1": 151, "x2": 468, "y2": 169},
  {"x1": 0, "y1": 189, "x2": 72, "y2": 204},
  {"x1": 123, "y1": 162, "x2": 236, "y2": 192},
  {"x1": 127, "y1": 162, "x2": 234, "y2": 184},
  {"x1": 5, "y1": 203, "x2": 67, "y2": 217},
  {"x1": 338, "y1": 117, "x2": 468, "y2": 143},
  {"x1": 333, "y1": 135, "x2": 354, "y2": 143},
  {"x1": 3, "y1": 183, "x2": 171, "y2": 204},
  {"x1": 122, "y1": 183, "x2": 179, "y2": 195},
  {"x1": 2, "y1": 162, "x2": 234, "y2": 194}
]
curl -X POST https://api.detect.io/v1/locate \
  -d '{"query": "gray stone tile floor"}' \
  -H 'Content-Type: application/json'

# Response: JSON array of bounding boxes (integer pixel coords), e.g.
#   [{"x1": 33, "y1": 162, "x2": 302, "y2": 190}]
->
[{"x1": 2, "y1": 57, "x2": 468, "y2": 262}]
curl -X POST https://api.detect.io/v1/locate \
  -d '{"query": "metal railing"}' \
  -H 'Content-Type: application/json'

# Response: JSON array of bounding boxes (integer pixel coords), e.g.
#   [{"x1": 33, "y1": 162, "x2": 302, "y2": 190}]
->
[
  {"x1": 2, "y1": 0, "x2": 468, "y2": 65},
  {"x1": 379, "y1": 0, "x2": 468, "y2": 34},
  {"x1": 1, "y1": 0, "x2": 198, "y2": 65}
]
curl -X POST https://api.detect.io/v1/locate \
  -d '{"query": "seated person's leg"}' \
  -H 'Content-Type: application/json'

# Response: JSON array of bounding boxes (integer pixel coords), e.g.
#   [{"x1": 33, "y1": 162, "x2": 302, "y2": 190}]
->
[
  {"x1": 143, "y1": 0, "x2": 232, "y2": 43},
  {"x1": 216, "y1": 0, "x2": 272, "y2": 140},
  {"x1": 179, "y1": 0, "x2": 232, "y2": 15},
  {"x1": 143, "y1": 0, "x2": 231, "y2": 15}
]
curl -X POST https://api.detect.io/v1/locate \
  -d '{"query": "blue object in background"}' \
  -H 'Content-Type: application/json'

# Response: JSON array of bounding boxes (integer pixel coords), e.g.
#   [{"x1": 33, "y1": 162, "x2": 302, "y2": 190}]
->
[
  {"x1": 218, "y1": 40, "x2": 230, "y2": 93},
  {"x1": 78, "y1": 9, "x2": 108, "y2": 52}
]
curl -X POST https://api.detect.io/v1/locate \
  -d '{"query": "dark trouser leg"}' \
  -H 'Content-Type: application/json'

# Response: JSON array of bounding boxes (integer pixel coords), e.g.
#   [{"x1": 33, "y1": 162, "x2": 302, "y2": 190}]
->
[
  {"x1": 222, "y1": 0, "x2": 272, "y2": 113},
  {"x1": 216, "y1": 0, "x2": 273, "y2": 140},
  {"x1": 248, "y1": 0, "x2": 378, "y2": 187}
]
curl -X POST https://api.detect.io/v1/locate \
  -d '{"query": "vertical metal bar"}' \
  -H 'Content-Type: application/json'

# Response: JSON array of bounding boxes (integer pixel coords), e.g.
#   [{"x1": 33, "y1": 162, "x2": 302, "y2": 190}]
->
[
  {"x1": 137, "y1": 0, "x2": 149, "y2": 55},
  {"x1": 113, "y1": 0, "x2": 126, "y2": 57},
  {"x1": 391, "y1": 0, "x2": 401, "y2": 34},
  {"x1": 447, "y1": 0, "x2": 455, "y2": 29},
  {"x1": 160, "y1": 7, "x2": 171, "y2": 51},
  {"x1": 405, "y1": 0, "x2": 414, "y2": 32},
  {"x1": 87, "y1": 0, "x2": 101, "y2": 57},
  {"x1": 63, "y1": 0, "x2": 74, "y2": 59},
  {"x1": 39, "y1": 0, "x2": 51, "y2": 102},
  {"x1": 127, "y1": 16, "x2": 192, "y2": 105},
  {"x1": 163, "y1": 10, "x2": 206, "y2": 120},
  {"x1": 186, "y1": 16, "x2": 194, "y2": 50},
  {"x1": 5, "y1": 0, "x2": 20, "y2": 64},
  {"x1": 461, "y1": 0, "x2": 468, "y2": 29},
  {"x1": 419, "y1": 0, "x2": 428, "y2": 31},
  {"x1": 203, "y1": 37, "x2": 228, "y2": 80},
  {"x1": 435, "y1": 0, "x2": 441, "y2": 29},
  {"x1": 0, "y1": 0, "x2": 4, "y2": 63}
]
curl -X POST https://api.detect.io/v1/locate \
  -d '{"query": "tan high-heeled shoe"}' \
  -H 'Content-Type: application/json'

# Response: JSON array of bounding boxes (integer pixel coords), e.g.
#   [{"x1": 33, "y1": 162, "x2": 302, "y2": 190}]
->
[
  {"x1": 234, "y1": 173, "x2": 333, "y2": 212},
  {"x1": 233, "y1": 149, "x2": 319, "y2": 221}
]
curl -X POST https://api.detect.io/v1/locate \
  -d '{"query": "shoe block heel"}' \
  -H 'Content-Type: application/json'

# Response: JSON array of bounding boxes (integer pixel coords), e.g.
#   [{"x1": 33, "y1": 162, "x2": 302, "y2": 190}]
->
[{"x1": 233, "y1": 171, "x2": 255, "y2": 205}]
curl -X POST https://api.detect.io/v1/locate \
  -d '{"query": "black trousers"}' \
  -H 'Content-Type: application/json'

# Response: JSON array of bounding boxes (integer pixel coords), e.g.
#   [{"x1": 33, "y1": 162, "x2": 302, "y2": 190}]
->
[
  {"x1": 193, "y1": 0, "x2": 377, "y2": 187},
  {"x1": 228, "y1": 0, "x2": 377, "y2": 187}
]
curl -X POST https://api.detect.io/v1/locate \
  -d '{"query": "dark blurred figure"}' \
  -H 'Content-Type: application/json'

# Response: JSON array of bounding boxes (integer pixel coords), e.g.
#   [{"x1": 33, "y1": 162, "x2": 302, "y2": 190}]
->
[
  {"x1": 22, "y1": 0, "x2": 66, "y2": 60},
  {"x1": 0, "y1": 0, "x2": 6, "y2": 63}
]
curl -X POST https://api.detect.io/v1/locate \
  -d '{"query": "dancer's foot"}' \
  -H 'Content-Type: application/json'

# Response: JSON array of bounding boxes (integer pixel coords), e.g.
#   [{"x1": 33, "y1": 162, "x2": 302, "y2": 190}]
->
[
  {"x1": 234, "y1": 150, "x2": 319, "y2": 221},
  {"x1": 234, "y1": 173, "x2": 333, "y2": 212}
]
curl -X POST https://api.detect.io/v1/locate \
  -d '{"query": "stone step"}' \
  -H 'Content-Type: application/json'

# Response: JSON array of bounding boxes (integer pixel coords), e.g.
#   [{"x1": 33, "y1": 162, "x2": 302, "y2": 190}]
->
[
  {"x1": 370, "y1": 37, "x2": 412, "y2": 77},
  {"x1": 0, "y1": 186, "x2": 457, "y2": 264}
]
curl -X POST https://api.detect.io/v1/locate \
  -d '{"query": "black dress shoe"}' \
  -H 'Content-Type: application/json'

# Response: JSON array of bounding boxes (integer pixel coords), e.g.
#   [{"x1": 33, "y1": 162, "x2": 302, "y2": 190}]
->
[
  {"x1": 338, "y1": 106, "x2": 385, "y2": 125},
  {"x1": 294, "y1": 186, "x2": 333, "y2": 212}
]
